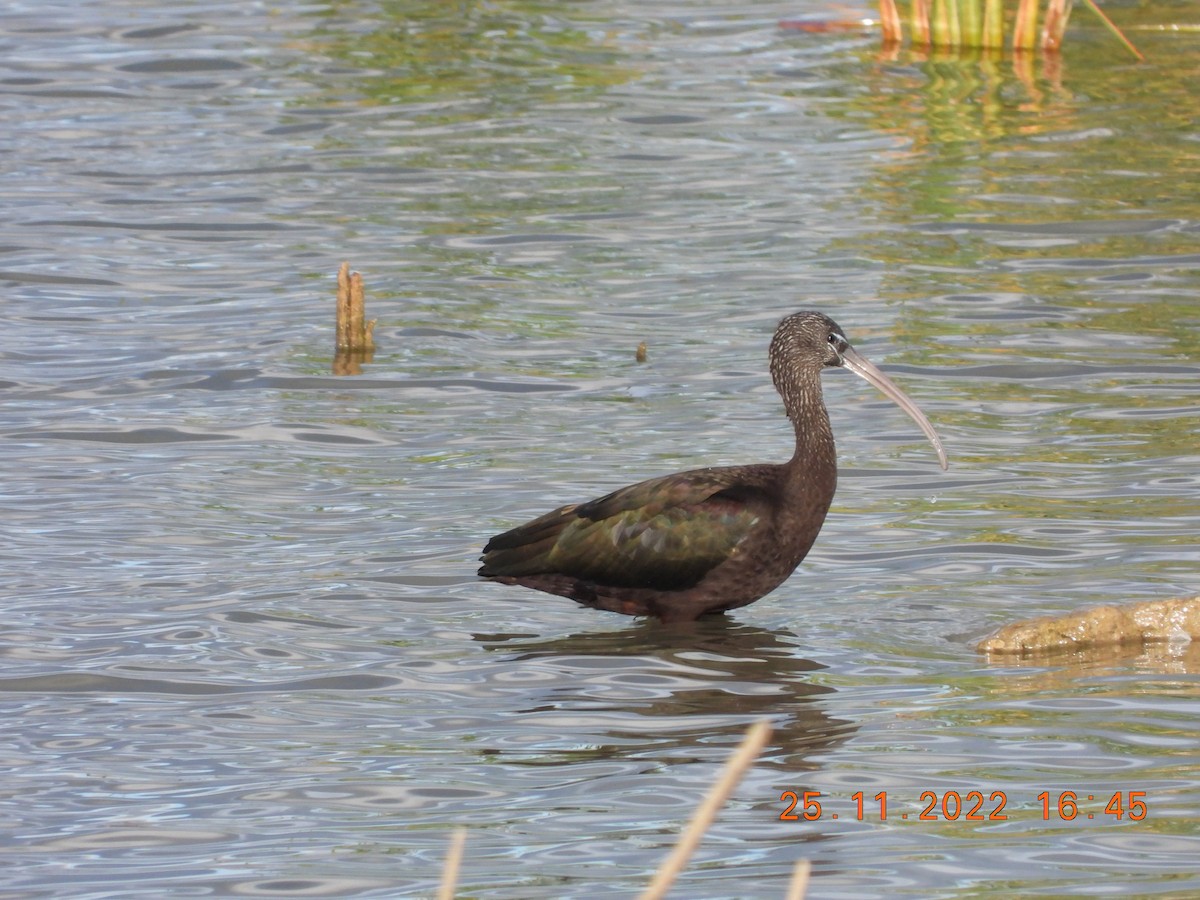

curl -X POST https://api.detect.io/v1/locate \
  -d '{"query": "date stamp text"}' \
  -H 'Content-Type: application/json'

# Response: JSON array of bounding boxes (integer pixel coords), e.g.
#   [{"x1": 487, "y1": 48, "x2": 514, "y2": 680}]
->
[{"x1": 779, "y1": 790, "x2": 1148, "y2": 822}]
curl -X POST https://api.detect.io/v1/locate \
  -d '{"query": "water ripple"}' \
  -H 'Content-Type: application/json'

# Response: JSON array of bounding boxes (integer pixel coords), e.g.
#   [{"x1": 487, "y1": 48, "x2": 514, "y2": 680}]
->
[{"x1": 1, "y1": 2, "x2": 1197, "y2": 897}]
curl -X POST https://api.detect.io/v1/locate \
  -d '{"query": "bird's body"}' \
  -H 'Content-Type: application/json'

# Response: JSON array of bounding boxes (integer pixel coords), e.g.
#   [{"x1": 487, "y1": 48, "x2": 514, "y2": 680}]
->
[{"x1": 479, "y1": 311, "x2": 947, "y2": 623}]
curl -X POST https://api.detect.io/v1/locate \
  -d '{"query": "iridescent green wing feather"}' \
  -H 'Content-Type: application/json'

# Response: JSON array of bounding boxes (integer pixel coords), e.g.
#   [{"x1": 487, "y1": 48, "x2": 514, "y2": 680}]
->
[{"x1": 480, "y1": 469, "x2": 768, "y2": 590}]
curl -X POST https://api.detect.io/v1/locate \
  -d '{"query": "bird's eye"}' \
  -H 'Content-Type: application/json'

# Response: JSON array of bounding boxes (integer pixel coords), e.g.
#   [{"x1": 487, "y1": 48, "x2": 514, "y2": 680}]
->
[{"x1": 828, "y1": 332, "x2": 846, "y2": 348}]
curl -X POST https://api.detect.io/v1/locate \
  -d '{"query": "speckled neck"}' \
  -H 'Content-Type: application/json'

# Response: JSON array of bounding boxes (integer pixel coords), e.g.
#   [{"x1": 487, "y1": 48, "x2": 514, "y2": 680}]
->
[{"x1": 769, "y1": 333, "x2": 835, "y2": 470}]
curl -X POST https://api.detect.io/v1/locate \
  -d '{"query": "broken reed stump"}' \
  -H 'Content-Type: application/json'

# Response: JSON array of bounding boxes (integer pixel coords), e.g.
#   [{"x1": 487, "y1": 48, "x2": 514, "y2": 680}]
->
[{"x1": 334, "y1": 261, "x2": 376, "y2": 375}]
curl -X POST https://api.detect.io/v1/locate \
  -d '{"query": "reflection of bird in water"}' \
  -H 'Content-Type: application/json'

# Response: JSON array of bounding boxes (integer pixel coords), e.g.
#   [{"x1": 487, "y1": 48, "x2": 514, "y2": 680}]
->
[
  {"x1": 476, "y1": 617, "x2": 855, "y2": 764},
  {"x1": 480, "y1": 312, "x2": 948, "y2": 622}
]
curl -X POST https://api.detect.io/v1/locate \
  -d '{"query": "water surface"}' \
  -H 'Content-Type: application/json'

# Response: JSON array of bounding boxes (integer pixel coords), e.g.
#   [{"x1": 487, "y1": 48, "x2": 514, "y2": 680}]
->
[{"x1": 2, "y1": 1, "x2": 1198, "y2": 897}]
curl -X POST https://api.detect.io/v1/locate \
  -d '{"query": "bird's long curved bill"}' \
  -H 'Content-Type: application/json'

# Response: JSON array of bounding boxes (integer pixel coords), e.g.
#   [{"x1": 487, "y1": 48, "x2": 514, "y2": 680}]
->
[{"x1": 840, "y1": 346, "x2": 949, "y2": 470}]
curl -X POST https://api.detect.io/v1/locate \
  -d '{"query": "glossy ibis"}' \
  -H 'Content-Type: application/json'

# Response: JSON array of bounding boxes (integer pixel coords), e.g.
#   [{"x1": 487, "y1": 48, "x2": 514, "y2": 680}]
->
[{"x1": 479, "y1": 311, "x2": 948, "y2": 623}]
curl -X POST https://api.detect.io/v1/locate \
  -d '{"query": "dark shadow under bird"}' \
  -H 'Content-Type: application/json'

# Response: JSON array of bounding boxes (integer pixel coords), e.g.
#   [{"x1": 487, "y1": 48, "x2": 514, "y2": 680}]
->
[{"x1": 479, "y1": 311, "x2": 948, "y2": 624}]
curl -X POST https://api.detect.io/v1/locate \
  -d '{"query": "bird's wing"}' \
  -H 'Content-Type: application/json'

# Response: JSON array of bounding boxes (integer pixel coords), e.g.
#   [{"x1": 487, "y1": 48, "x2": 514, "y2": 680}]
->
[{"x1": 479, "y1": 469, "x2": 769, "y2": 591}]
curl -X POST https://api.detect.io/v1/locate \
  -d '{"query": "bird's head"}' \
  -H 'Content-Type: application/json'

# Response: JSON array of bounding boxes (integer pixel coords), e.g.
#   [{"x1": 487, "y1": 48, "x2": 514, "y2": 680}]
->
[{"x1": 769, "y1": 311, "x2": 949, "y2": 470}]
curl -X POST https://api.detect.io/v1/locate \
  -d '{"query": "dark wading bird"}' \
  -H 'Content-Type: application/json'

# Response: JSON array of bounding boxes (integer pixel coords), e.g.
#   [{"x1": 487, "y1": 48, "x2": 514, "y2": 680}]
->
[{"x1": 479, "y1": 311, "x2": 948, "y2": 624}]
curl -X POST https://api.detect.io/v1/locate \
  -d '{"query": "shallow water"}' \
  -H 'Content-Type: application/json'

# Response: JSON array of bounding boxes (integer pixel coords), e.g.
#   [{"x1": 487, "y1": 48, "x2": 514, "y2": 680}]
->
[{"x1": 2, "y1": 1, "x2": 1198, "y2": 897}]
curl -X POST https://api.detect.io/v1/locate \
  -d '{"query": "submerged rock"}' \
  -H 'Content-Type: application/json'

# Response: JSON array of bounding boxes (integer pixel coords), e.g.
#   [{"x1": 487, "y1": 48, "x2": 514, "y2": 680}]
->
[{"x1": 978, "y1": 596, "x2": 1200, "y2": 656}]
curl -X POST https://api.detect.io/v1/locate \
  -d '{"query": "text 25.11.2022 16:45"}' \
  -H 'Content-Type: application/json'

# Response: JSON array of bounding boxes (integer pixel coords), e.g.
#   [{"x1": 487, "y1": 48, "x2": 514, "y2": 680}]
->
[{"x1": 778, "y1": 790, "x2": 1149, "y2": 822}]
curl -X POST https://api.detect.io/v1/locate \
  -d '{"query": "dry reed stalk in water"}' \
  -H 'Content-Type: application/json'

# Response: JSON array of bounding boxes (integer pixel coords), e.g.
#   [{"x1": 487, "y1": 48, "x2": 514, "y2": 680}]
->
[
  {"x1": 787, "y1": 859, "x2": 813, "y2": 900},
  {"x1": 639, "y1": 720, "x2": 773, "y2": 900},
  {"x1": 437, "y1": 828, "x2": 467, "y2": 900},
  {"x1": 1012, "y1": 0, "x2": 1040, "y2": 49},
  {"x1": 1041, "y1": 0, "x2": 1073, "y2": 49},
  {"x1": 879, "y1": 0, "x2": 903, "y2": 42}
]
